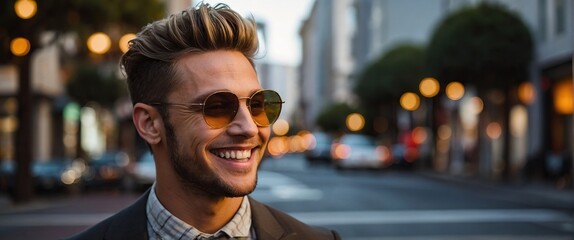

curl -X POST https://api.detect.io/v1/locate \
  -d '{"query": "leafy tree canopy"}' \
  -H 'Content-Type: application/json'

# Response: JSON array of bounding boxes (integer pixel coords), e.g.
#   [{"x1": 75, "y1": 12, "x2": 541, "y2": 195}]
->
[
  {"x1": 354, "y1": 44, "x2": 428, "y2": 106},
  {"x1": 66, "y1": 63, "x2": 126, "y2": 107},
  {"x1": 316, "y1": 102, "x2": 358, "y2": 134},
  {"x1": 0, "y1": 0, "x2": 165, "y2": 63},
  {"x1": 427, "y1": 2, "x2": 533, "y2": 91}
]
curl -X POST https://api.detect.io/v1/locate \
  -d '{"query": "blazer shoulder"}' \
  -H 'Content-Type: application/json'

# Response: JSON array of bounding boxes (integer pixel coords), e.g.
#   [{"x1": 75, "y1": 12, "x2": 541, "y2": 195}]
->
[
  {"x1": 66, "y1": 191, "x2": 150, "y2": 240},
  {"x1": 249, "y1": 198, "x2": 341, "y2": 240}
]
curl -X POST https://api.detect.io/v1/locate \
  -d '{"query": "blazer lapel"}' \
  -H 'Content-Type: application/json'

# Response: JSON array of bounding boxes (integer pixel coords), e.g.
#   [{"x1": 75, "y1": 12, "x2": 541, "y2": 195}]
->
[
  {"x1": 103, "y1": 190, "x2": 150, "y2": 240},
  {"x1": 249, "y1": 197, "x2": 297, "y2": 240}
]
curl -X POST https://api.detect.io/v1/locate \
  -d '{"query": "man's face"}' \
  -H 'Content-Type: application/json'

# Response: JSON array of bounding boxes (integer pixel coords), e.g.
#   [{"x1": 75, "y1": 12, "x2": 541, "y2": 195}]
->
[{"x1": 163, "y1": 50, "x2": 270, "y2": 197}]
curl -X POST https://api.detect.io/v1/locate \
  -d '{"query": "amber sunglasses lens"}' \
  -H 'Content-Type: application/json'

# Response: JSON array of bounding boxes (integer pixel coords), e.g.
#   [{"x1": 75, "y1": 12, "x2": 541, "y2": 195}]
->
[
  {"x1": 202, "y1": 92, "x2": 239, "y2": 128},
  {"x1": 201, "y1": 90, "x2": 283, "y2": 128},
  {"x1": 250, "y1": 90, "x2": 283, "y2": 126}
]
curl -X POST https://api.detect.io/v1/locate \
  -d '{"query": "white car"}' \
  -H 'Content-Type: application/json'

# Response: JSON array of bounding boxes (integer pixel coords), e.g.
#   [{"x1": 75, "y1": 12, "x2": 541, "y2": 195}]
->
[
  {"x1": 128, "y1": 151, "x2": 156, "y2": 191},
  {"x1": 331, "y1": 134, "x2": 391, "y2": 170}
]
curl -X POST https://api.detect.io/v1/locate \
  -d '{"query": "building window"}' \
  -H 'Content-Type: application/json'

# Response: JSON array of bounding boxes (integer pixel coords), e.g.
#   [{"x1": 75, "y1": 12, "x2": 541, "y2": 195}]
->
[
  {"x1": 537, "y1": 0, "x2": 547, "y2": 41},
  {"x1": 554, "y1": 0, "x2": 566, "y2": 35}
]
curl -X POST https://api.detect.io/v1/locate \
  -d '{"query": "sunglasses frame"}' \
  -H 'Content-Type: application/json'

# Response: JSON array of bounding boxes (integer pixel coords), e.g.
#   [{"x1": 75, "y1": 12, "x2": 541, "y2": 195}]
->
[{"x1": 149, "y1": 89, "x2": 284, "y2": 128}]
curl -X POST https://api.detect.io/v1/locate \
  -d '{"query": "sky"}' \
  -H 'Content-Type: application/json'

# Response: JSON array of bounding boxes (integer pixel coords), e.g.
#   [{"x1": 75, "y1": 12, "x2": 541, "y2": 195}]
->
[{"x1": 202, "y1": 0, "x2": 315, "y2": 66}]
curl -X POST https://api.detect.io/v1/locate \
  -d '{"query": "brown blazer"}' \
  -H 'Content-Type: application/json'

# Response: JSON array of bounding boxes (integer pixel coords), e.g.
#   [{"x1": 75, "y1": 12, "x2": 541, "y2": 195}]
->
[{"x1": 67, "y1": 190, "x2": 340, "y2": 240}]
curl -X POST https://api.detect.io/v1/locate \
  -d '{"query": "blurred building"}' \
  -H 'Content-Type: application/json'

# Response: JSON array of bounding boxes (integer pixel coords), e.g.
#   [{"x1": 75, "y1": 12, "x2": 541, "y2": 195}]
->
[
  {"x1": 299, "y1": 0, "x2": 356, "y2": 130},
  {"x1": 0, "y1": 35, "x2": 66, "y2": 162},
  {"x1": 300, "y1": 0, "x2": 573, "y2": 182}
]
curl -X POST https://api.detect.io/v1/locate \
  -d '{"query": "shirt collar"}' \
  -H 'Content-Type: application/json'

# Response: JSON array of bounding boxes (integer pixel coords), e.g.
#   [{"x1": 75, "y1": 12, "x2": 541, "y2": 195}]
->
[{"x1": 146, "y1": 184, "x2": 252, "y2": 239}]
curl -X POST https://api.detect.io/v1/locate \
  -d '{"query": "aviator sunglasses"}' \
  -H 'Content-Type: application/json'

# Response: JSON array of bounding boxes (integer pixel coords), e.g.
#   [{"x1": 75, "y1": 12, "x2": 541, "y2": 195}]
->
[{"x1": 150, "y1": 89, "x2": 284, "y2": 128}]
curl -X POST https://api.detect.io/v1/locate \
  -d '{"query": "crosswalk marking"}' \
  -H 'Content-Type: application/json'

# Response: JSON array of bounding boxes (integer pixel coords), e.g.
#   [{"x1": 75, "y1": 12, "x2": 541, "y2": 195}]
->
[{"x1": 250, "y1": 170, "x2": 323, "y2": 202}]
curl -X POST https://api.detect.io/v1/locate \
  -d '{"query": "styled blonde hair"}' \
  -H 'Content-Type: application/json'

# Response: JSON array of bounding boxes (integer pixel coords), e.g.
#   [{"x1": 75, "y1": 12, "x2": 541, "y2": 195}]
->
[{"x1": 120, "y1": 3, "x2": 259, "y2": 105}]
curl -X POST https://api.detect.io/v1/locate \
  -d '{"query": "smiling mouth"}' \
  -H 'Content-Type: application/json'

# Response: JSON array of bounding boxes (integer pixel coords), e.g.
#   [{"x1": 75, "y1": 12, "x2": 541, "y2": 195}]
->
[{"x1": 210, "y1": 149, "x2": 253, "y2": 160}]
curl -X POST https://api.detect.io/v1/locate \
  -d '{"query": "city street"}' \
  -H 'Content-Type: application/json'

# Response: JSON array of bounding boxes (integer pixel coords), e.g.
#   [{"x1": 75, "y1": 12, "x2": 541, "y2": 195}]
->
[{"x1": 1, "y1": 154, "x2": 573, "y2": 240}]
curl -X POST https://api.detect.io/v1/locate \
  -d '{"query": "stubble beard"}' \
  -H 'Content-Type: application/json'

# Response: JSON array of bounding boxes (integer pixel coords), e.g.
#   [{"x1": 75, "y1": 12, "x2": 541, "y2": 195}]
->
[{"x1": 164, "y1": 120, "x2": 257, "y2": 198}]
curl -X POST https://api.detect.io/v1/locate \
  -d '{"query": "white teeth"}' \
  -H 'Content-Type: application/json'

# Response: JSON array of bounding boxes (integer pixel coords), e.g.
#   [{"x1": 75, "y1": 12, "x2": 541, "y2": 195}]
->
[{"x1": 214, "y1": 150, "x2": 251, "y2": 160}]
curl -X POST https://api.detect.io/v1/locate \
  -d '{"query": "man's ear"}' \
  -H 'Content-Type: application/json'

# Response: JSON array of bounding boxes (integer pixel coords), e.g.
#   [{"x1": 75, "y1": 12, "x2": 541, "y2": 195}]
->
[{"x1": 132, "y1": 103, "x2": 163, "y2": 145}]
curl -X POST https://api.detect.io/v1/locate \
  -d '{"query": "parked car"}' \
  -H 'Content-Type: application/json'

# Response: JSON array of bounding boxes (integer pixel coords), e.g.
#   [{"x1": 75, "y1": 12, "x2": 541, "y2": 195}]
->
[
  {"x1": 32, "y1": 158, "x2": 85, "y2": 192},
  {"x1": 304, "y1": 131, "x2": 333, "y2": 165},
  {"x1": 83, "y1": 151, "x2": 130, "y2": 190},
  {"x1": 331, "y1": 134, "x2": 392, "y2": 170},
  {"x1": 0, "y1": 158, "x2": 85, "y2": 193},
  {"x1": 128, "y1": 151, "x2": 156, "y2": 191}
]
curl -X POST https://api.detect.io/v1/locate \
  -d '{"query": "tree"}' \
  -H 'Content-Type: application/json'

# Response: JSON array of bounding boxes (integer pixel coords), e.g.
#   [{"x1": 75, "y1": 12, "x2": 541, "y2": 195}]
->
[
  {"x1": 427, "y1": 3, "x2": 533, "y2": 179},
  {"x1": 66, "y1": 63, "x2": 127, "y2": 108},
  {"x1": 0, "y1": 0, "x2": 164, "y2": 203},
  {"x1": 354, "y1": 44, "x2": 429, "y2": 136},
  {"x1": 316, "y1": 102, "x2": 357, "y2": 134}
]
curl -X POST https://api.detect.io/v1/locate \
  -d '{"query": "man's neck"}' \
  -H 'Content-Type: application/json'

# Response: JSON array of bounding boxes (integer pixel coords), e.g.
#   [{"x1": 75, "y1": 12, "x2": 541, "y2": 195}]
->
[{"x1": 155, "y1": 178, "x2": 244, "y2": 234}]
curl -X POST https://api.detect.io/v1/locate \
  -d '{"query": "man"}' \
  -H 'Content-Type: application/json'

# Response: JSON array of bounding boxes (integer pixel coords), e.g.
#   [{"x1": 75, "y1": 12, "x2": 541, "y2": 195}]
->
[{"x1": 68, "y1": 3, "x2": 340, "y2": 240}]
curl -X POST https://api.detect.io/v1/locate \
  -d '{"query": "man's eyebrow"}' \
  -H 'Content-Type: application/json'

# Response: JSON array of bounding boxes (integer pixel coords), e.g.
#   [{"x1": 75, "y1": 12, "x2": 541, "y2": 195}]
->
[{"x1": 187, "y1": 89, "x2": 230, "y2": 103}]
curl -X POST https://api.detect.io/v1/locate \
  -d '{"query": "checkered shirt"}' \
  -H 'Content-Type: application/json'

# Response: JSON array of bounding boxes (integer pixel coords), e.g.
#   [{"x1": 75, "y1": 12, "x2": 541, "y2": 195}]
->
[{"x1": 146, "y1": 184, "x2": 253, "y2": 240}]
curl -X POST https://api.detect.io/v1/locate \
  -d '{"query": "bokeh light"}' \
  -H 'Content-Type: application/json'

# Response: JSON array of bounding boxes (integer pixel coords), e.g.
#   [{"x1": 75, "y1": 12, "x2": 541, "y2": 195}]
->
[
  {"x1": 267, "y1": 136, "x2": 288, "y2": 157},
  {"x1": 400, "y1": 92, "x2": 420, "y2": 111},
  {"x1": 272, "y1": 119, "x2": 289, "y2": 136},
  {"x1": 346, "y1": 113, "x2": 365, "y2": 132},
  {"x1": 119, "y1": 33, "x2": 136, "y2": 53},
  {"x1": 446, "y1": 82, "x2": 465, "y2": 100},
  {"x1": 518, "y1": 82, "x2": 536, "y2": 105},
  {"x1": 10, "y1": 37, "x2": 30, "y2": 56},
  {"x1": 419, "y1": 77, "x2": 440, "y2": 97},
  {"x1": 14, "y1": 0, "x2": 37, "y2": 19},
  {"x1": 87, "y1": 32, "x2": 112, "y2": 54},
  {"x1": 486, "y1": 122, "x2": 502, "y2": 139},
  {"x1": 553, "y1": 80, "x2": 573, "y2": 114},
  {"x1": 437, "y1": 125, "x2": 452, "y2": 140},
  {"x1": 411, "y1": 127, "x2": 428, "y2": 145},
  {"x1": 470, "y1": 97, "x2": 484, "y2": 115},
  {"x1": 510, "y1": 105, "x2": 528, "y2": 137}
]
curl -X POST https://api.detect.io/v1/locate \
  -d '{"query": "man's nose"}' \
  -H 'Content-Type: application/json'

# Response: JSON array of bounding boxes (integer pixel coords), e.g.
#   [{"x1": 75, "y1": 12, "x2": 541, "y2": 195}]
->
[{"x1": 226, "y1": 103, "x2": 258, "y2": 137}]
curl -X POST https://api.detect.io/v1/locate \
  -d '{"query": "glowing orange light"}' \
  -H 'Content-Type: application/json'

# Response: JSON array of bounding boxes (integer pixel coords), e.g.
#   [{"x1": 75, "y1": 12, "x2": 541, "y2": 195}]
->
[
  {"x1": 400, "y1": 92, "x2": 420, "y2": 111},
  {"x1": 419, "y1": 77, "x2": 440, "y2": 98},
  {"x1": 376, "y1": 145, "x2": 392, "y2": 164},
  {"x1": 446, "y1": 82, "x2": 465, "y2": 100},
  {"x1": 470, "y1": 97, "x2": 484, "y2": 114},
  {"x1": 14, "y1": 0, "x2": 37, "y2": 19},
  {"x1": 10, "y1": 38, "x2": 30, "y2": 56},
  {"x1": 553, "y1": 80, "x2": 573, "y2": 114},
  {"x1": 486, "y1": 122, "x2": 502, "y2": 139},
  {"x1": 412, "y1": 127, "x2": 428, "y2": 145},
  {"x1": 331, "y1": 144, "x2": 350, "y2": 159},
  {"x1": 119, "y1": 33, "x2": 136, "y2": 53},
  {"x1": 346, "y1": 113, "x2": 365, "y2": 132},
  {"x1": 518, "y1": 82, "x2": 536, "y2": 105},
  {"x1": 272, "y1": 119, "x2": 289, "y2": 136},
  {"x1": 267, "y1": 137, "x2": 288, "y2": 157},
  {"x1": 87, "y1": 32, "x2": 111, "y2": 54}
]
